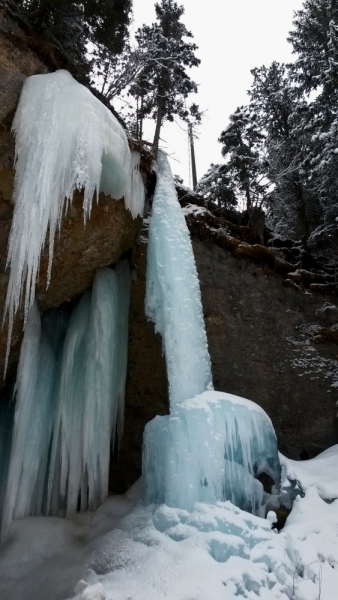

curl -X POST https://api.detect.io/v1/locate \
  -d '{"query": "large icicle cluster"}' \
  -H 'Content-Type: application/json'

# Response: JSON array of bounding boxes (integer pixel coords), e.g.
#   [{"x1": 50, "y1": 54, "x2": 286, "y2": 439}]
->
[
  {"x1": 145, "y1": 151, "x2": 213, "y2": 405},
  {"x1": 1, "y1": 263, "x2": 130, "y2": 541},
  {"x1": 144, "y1": 152, "x2": 280, "y2": 516},
  {"x1": 4, "y1": 70, "x2": 144, "y2": 370},
  {"x1": 144, "y1": 391, "x2": 280, "y2": 515}
]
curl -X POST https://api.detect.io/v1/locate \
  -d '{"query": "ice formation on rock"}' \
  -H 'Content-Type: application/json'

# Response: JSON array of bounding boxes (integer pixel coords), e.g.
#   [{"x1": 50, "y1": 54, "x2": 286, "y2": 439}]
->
[
  {"x1": 144, "y1": 152, "x2": 280, "y2": 515},
  {"x1": 4, "y1": 70, "x2": 144, "y2": 372},
  {"x1": 144, "y1": 391, "x2": 280, "y2": 514},
  {"x1": 145, "y1": 151, "x2": 213, "y2": 405},
  {"x1": 1, "y1": 263, "x2": 130, "y2": 541}
]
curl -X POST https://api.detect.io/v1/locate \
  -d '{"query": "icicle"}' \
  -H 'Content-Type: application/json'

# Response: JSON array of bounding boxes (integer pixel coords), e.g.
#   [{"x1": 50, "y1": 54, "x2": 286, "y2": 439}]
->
[
  {"x1": 1, "y1": 264, "x2": 130, "y2": 539},
  {"x1": 47, "y1": 264, "x2": 130, "y2": 517},
  {"x1": 81, "y1": 262, "x2": 130, "y2": 513},
  {"x1": 47, "y1": 291, "x2": 92, "y2": 517},
  {"x1": 145, "y1": 151, "x2": 213, "y2": 406},
  {"x1": 124, "y1": 151, "x2": 145, "y2": 219},
  {"x1": 1, "y1": 302, "x2": 56, "y2": 541},
  {"x1": 3, "y1": 70, "x2": 143, "y2": 374}
]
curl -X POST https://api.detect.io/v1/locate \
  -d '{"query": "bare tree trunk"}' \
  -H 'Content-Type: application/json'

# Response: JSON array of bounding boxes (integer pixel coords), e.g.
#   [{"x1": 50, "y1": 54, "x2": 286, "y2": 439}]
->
[
  {"x1": 139, "y1": 94, "x2": 144, "y2": 141},
  {"x1": 153, "y1": 98, "x2": 165, "y2": 158},
  {"x1": 189, "y1": 123, "x2": 197, "y2": 190},
  {"x1": 245, "y1": 182, "x2": 252, "y2": 212},
  {"x1": 136, "y1": 97, "x2": 139, "y2": 139}
]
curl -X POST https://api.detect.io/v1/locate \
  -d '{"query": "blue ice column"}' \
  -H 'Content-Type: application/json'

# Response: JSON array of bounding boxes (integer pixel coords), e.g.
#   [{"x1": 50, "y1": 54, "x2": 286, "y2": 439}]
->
[
  {"x1": 143, "y1": 153, "x2": 280, "y2": 514},
  {"x1": 145, "y1": 151, "x2": 213, "y2": 406}
]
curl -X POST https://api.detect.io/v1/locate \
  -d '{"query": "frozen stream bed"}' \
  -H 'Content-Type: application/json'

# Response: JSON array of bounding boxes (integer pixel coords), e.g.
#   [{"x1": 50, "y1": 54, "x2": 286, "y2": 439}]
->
[{"x1": 0, "y1": 449, "x2": 337, "y2": 600}]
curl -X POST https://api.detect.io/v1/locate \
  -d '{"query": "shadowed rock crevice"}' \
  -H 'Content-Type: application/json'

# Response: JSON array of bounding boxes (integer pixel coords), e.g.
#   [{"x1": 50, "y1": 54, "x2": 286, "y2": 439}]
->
[{"x1": 109, "y1": 239, "x2": 169, "y2": 493}]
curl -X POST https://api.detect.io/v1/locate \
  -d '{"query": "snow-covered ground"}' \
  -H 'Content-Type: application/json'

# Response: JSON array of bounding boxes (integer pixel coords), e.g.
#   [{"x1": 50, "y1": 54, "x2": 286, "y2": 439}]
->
[{"x1": 0, "y1": 448, "x2": 337, "y2": 600}]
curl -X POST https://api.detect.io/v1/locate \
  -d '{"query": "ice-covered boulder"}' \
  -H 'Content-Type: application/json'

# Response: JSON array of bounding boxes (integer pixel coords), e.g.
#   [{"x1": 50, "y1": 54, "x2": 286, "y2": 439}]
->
[{"x1": 0, "y1": 68, "x2": 146, "y2": 381}]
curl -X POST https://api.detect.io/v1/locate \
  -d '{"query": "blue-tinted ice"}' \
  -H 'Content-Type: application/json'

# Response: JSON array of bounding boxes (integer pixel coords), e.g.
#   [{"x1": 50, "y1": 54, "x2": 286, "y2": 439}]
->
[
  {"x1": 145, "y1": 151, "x2": 213, "y2": 405},
  {"x1": 1, "y1": 263, "x2": 130, "y2": 540},
  {"x1": 4, "y1": 70, "x2": 144, "y2": 372},
  {"x1": 144, "y1": 391, "x2": 280, "y2": 515},
  {"x1": 144, "y1": 153, "x2": 280, "y2": 515}
]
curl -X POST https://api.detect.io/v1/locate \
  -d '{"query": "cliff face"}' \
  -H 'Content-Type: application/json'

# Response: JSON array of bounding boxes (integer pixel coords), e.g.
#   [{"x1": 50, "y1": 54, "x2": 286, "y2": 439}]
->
[
  {"x1": 192, "y1": 237, "x2": 338, "y2": 460},
  {"x1": 106, "y1": 210, "x2": 338, "y2": 494},
  {"x1": 0, "y1": 9, "x2": 143, "y2": 382}
]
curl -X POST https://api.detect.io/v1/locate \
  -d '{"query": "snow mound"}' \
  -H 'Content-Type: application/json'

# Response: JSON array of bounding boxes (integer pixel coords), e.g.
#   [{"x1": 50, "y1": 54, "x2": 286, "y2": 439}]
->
[
  {"x1": 1, "y1": 451, "x2": 337, "y2": 600},
  {"x1": 281, "y1": 445, "x2": 338, "y2": 502}
]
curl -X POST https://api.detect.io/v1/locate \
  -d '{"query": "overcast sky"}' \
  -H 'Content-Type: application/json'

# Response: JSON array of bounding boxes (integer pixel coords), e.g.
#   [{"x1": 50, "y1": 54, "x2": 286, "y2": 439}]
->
[{"x1": 130, "y1": 0, "x2": 304, "y2": 186}]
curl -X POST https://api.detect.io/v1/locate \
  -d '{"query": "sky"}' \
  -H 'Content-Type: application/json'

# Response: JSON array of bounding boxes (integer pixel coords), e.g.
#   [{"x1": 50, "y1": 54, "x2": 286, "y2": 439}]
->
[{"x1": 130, "y1": 0, "x2": 304, "y2": 186}]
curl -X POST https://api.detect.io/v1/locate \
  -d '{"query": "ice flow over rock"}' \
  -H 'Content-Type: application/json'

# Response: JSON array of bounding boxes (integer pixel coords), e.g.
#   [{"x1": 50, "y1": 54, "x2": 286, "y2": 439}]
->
[
  {"x1": 144, "y1": 152, "x2": 280, "y2": 514},
  {"x1": 4, "y1": 70, "x2": 144, "y2": 372},
  {"x1": 145, "y1": 151, "x2": 213, "y2": 405},
  {"x1": 1, "y1": 263, "x2": 130, "y2": 541}
]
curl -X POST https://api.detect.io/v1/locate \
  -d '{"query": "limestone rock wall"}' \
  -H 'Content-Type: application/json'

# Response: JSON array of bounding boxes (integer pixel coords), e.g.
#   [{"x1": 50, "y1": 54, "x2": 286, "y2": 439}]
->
[
  {"x1": 108, "y1": 222, "x2": 338, "y2": 494},
  {"x1": 193, "y1": 237, "x2": 338, "y2": 459}
]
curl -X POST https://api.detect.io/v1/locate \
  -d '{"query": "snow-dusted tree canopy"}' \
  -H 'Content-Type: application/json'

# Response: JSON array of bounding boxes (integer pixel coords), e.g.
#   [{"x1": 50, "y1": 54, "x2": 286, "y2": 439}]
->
[
  {"x1": 5, "y1": 0, "x2": 132, "y2": 83},
  {"x1": 199, "y1": 0, "x2": 338, "y2": 250}
]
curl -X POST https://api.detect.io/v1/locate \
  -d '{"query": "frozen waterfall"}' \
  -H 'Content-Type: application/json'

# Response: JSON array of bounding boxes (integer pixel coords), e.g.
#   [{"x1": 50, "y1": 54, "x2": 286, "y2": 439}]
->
[
  {"x1": 1, "y1": 263, "x2": 130, "y2": 541},
  {"x1": 145, "y1": 151, "x2": 213, "y2": 405},
  {"x1": 143, "y1": 152, "x2": 280, "y2": 515},
  {"x1": 4, "y1": 70, "x2": 144, "y2": 372}
]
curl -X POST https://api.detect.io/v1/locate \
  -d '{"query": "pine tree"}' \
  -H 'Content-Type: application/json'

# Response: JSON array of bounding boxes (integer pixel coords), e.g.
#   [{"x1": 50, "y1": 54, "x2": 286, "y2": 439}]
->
[
  {"x1": 288, "y1": 0, "x2": 338, "y2": 241},
  {"x1": 196, "y1": 163, "x2": 237, "y2": 213},
  {"x1": 248, "y1": 62, "x2": 319, "y2": 238},
  {"x1": 218, "y1": 106, "x2": 267, "y2": 211},
  {"x1": 131, "y1": 0, "x2": 200, "y2": 155},
  {"x1": 288, "y1": 0, "x2": 338, "y2": 98},
  {"x1": 4, "y1": 0, "x2": 132, "y2": 82}
]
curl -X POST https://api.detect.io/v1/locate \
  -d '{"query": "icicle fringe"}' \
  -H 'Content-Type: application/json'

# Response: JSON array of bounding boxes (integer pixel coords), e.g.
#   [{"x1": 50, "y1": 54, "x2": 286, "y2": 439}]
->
[
  {"x1": 1, "y1": 264, "x2": 130, "y2": 541},
  {"x1": 3, "y1": 70, "x2": 144, "y2": 375}
]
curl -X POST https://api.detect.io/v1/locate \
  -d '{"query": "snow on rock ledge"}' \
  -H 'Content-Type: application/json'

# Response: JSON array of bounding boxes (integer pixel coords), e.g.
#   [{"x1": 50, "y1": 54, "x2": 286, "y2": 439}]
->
[{"x1": 4, "y1": 70, "x2": 145, "y2": 371}]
